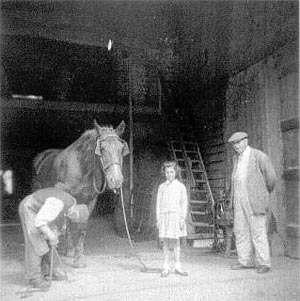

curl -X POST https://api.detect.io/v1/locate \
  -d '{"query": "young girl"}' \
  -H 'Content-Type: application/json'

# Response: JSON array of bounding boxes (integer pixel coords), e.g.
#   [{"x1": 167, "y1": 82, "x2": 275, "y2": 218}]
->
[{"x1": 156, "y1": 161, "x2": 188, "y2": 277}]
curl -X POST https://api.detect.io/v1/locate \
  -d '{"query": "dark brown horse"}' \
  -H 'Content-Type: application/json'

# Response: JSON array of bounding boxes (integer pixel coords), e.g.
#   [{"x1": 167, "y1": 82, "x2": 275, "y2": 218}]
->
[{"x1": 32, "y1": 120, "x2": 129, "y2": 267}]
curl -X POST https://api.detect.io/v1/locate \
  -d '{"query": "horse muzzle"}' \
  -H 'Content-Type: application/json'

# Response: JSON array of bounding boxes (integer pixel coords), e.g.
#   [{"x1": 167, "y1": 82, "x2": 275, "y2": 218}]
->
[
  {"x1": 106, "y1": 165, "x2": 124, "y2": 189},
  {"x1": 107, "y1": 176, "x2": 123, "y2": 190}
]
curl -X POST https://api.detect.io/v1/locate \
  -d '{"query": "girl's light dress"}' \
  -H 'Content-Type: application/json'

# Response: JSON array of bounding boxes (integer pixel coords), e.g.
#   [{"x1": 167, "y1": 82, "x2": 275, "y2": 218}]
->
[{"x1": 156, "y1": 179, "x2": 188, "y2": 239}]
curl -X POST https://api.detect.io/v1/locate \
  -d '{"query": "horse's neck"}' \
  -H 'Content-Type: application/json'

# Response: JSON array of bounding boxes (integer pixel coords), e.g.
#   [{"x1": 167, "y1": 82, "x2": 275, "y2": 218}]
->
[{"x1": 58, "y1": 148, "x2": 101, "y2": 200}]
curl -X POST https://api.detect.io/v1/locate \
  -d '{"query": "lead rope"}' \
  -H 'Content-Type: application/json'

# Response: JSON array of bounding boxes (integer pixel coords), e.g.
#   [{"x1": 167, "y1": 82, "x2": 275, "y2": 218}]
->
[
  {"x1": 93, "y1": 176, "x2": 106, "y2": 194},
  {"x1": 119, "y1": 185, "x2": 147, "y2": 270}
]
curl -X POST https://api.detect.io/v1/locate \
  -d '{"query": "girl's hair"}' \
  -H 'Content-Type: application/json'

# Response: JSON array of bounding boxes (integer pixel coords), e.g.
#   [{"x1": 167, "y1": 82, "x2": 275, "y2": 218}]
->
[{"x1": 161, "y1": 161, "x2": 182, "y2": 180}]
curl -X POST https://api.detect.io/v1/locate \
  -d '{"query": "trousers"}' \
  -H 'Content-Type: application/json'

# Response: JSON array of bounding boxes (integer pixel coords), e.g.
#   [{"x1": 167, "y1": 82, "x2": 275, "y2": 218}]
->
[
  {"x1": 19, "y1": 199, "x2": 51, "y2": 281},
  {"x1": 234, "y1": 191, "x2": 271, "y2": 267}
]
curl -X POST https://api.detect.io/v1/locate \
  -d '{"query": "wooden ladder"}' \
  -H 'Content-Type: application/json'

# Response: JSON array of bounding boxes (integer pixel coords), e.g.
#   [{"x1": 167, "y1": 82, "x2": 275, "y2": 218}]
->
[{"x1": 169, "y1": 138, "x2": 216, "y2": 241}]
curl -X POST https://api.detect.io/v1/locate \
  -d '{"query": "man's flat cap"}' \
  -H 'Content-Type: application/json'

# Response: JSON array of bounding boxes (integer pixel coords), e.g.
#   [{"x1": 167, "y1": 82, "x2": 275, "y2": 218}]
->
[{"x1": 228, "y1": 132, "x2": 248, "y2": 143}]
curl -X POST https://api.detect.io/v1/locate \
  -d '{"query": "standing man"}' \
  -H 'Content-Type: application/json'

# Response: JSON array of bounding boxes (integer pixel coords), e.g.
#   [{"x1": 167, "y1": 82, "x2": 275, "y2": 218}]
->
[{"x1": 228, "y1": 132, "x2": 276, "y2": 274}]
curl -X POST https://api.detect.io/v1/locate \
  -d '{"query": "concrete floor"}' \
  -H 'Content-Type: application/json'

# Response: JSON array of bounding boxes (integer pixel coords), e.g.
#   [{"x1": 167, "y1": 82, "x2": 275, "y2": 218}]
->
[{"x1": 1, "y1": 216, "x2": 299, "y2": 301}]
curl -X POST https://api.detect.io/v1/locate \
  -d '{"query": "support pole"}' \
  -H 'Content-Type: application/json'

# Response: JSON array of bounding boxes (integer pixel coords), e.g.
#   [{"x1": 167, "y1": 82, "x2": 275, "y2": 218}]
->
[{"x1": 128, "y1": 57, "x2": 134, "y2": 218}]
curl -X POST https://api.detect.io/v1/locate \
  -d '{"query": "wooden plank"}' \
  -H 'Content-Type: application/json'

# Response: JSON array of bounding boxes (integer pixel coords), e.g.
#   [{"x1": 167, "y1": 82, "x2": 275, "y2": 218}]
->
[
  {"x1": 187, "y1": 233, "x2": 214, "y2": 240},
  {"x1": 2, "y1": 97, "x2": 159, "y2": 115},
  {"x1": 282, "y1": 128, "x2": 299, "y2": 167},
  {"x1": 209, "y1": 179, "x2": 225, "y2": 188},
  {"x1": 203, "y1": 146, "x2": 226, "y2": 156},
  {"x1": 283, "y1": 168, "x2": 299, "y2": 180},
  {"x1": 191, "y1": 212, "x2": 207, "y2": 216},
  {"x1": 281, "y1": 117, "x2": 300, "y2": 132},
  {"x1": 189, "y1": 222, "x2": 213, "y2": 227}
]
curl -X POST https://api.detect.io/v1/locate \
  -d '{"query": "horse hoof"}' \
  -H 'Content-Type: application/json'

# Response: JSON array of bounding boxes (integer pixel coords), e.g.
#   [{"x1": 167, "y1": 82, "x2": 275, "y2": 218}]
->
[{"x1": 71, "y1": 263, "x2": 87, "y2": 269}]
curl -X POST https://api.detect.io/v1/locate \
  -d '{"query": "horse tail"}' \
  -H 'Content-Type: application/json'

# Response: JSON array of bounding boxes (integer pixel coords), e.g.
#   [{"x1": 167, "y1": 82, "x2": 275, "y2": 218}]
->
[
  {"x1": 32, "y1": 149, "x2": 62, "y2": 191},
  {"x1": 33, "y1": 149, "x2": 60, "y2": 176}
]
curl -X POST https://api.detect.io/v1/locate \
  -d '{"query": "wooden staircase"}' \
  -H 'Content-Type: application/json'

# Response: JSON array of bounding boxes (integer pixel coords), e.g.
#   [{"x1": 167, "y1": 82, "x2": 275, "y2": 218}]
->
[{"x1": 169, "y1": 138, "x2": 216, "y2": 241}]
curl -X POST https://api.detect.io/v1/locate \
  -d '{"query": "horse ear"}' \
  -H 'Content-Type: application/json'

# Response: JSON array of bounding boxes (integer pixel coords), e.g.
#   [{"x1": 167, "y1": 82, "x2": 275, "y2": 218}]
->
[
  {"x1": 116, "y1": 120, "x2": 125, "y2": 137},
  {"x1": 94, "y1": 119, "x2": 102, "y2": 135}
]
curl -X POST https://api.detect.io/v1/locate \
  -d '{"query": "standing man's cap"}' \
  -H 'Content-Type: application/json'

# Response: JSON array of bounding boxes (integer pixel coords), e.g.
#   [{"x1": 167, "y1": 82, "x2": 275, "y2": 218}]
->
[{"x1": 228, "y1": 132, "x2": 248, "y2": 143}]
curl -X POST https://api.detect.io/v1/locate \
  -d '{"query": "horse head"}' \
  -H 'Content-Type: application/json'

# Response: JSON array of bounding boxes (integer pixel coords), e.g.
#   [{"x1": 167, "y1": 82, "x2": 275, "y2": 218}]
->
[{"x1": 94, "y1": 120, "x2": 130, "y2": 191}]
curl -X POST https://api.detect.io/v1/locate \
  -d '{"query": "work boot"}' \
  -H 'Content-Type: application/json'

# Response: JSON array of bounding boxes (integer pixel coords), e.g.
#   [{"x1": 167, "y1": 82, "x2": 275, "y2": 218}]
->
[
  {"x1": 29, "y1": 278, "x2": 50, "y2": 290},
  {"x1": 257, "y1": 265, "x2": 270, "y2": 274},
  {"x1": 174, "y1": 268, "x2": 188, "y2": 277},
  {"x1": 230, "y1": 263, "x2": 255, "y2": 270},
  {"x1": 44, "y1": 271, "x2": 66, "y2": 281}
]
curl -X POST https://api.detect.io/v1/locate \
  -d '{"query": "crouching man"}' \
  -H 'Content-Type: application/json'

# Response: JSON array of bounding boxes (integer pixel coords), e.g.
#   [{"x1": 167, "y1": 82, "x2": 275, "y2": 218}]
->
[{"x1": 18, "y1": 182, "x2": 81, "y2": 290}]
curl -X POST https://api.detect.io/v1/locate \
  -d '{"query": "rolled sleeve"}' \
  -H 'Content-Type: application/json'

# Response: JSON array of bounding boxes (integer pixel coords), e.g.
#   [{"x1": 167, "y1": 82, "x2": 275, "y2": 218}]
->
[{"x1": 35, "y1": 197, "x2": 64, "y2": 228}]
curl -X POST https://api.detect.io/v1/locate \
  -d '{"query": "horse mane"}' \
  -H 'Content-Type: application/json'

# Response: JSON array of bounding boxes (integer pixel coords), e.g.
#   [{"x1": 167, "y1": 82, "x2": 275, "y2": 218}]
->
[
  {"x1": 55, "y1": 125, "x2": 119, "y2": 198},
  {"x1": 65, "y1": 124, "x2": 119, "y2": 154}
]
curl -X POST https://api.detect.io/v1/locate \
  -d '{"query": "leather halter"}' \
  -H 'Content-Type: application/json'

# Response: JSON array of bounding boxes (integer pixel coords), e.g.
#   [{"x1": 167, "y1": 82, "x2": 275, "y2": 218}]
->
[
  {"x1": 95, "y1": 135, "x2": 124, "y2": 171},
  {"x1": 93, "y1": 134, "x2": 125, "y2": 193}
]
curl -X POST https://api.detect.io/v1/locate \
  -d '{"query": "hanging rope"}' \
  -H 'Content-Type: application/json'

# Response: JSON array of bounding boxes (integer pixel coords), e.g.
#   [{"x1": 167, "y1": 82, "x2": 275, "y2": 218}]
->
[{"x1": 119, "y1": 185, "x2": 148, "y2": 270}]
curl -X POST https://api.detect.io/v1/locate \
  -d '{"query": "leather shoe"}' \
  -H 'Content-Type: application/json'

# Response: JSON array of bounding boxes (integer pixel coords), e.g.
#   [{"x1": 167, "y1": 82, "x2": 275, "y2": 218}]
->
[
  {"x1": 257, "y1": 266, "x2": 270, "y2": 274},
  {"x1": 29, "y1": 278, "x2": 50, "y2": 290},
  {"x1": 160, "y1": 270, "x2": 170, "y2": 278},
  {"x1": 174, "y1": 269, "x2": 188, "y2": 276},
  {"x1": 44, "y1": 271, "x2": 66, "y2": 281},
  {"x1": 230, "y1": 263, "x2": 255, "y2": 270}
]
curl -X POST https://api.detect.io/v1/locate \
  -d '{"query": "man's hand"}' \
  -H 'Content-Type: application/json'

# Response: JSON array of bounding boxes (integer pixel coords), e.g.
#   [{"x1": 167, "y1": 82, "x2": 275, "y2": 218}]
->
[
  {"x1": 39, "y1": 225, "x2": 59, "y2": 246},
  {"x1": 48, "y1": 230, "x2": 59, "y2": 246}
]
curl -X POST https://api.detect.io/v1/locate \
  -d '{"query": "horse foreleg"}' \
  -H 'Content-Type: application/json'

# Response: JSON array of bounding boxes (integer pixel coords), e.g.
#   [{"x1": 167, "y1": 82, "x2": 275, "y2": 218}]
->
[
  {"x1": 65, "y1": 219, "x2": 75, "y2": 257},
  {"x1": 71, "y1": 196, "x2": 97, "y2": 268},
  {"x1": 71, "y1": 222, "x2": 88, "y2": 268}
]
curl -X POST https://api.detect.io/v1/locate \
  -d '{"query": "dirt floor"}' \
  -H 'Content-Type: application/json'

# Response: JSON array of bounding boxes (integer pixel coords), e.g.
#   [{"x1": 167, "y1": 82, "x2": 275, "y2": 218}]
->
[{"x1": 1, "y1": 215, "x2": 299, "y2": 301}]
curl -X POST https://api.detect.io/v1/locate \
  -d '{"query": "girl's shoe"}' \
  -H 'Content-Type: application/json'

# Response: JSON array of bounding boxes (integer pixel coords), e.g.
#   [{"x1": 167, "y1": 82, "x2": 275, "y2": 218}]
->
[
  {"x1": 44, "y1": 271, "x2": 66, "y2": 281},
  {"x1": 257, "y1": 265, "x2": 270, "y2": 274},
  {"x1": 174, "y1": 269, "x2": 188, "y2": 276},
  {"x1": 161, "y1": 269, "x2": 170, "y2": 278}
]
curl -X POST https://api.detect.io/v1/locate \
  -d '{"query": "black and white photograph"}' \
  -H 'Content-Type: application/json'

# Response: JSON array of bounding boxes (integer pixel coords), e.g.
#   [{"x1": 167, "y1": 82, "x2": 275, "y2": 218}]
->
[{"x1": 1, "y1": 1, "x2": 299, "y2": 300}]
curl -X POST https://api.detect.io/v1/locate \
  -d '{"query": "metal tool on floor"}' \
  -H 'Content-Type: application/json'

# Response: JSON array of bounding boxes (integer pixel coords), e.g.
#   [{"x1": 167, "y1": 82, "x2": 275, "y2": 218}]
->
[
  {"x1": 120, "y1": 187, "x2": 161, "y2": 274},
  {"x1": 53, "y1": 246, "x2": 69, "y2": 281},
  {"x1": 53, "y1": 245, "x2": 78, "y2": 282},
  {"x1": 49, "y1": 244, "x2": 54, "y2": 286},
  {"x1": 18, "y1": 243, "x2": 76, "y2": 299}
]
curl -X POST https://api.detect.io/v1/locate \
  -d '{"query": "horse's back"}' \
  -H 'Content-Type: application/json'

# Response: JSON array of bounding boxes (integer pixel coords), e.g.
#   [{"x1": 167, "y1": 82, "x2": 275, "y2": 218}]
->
[{"x1": 32, "y1": 149, "x2": 62, "y2": 191}]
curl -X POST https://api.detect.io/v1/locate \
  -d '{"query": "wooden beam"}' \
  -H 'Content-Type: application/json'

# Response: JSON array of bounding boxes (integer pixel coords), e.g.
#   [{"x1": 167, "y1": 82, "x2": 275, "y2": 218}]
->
[
  {"x1": 1, "y1": 97, "x2": 159, "y2": 115},
  {"x1": 281, "y1": 117, "x2": 300, "y2": 132}
]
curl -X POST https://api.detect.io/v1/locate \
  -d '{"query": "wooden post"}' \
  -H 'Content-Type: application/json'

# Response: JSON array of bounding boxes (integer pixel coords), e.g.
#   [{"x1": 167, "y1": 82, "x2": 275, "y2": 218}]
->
[{"x1": 128, "y1": 57, "x2": 134, "y2": 218}]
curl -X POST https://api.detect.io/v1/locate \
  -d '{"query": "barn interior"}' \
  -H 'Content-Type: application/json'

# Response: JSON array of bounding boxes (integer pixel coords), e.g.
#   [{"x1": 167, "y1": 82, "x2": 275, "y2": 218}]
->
[{"x1": 1, "y1": 1, "x2": 299, "y2": 257}]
